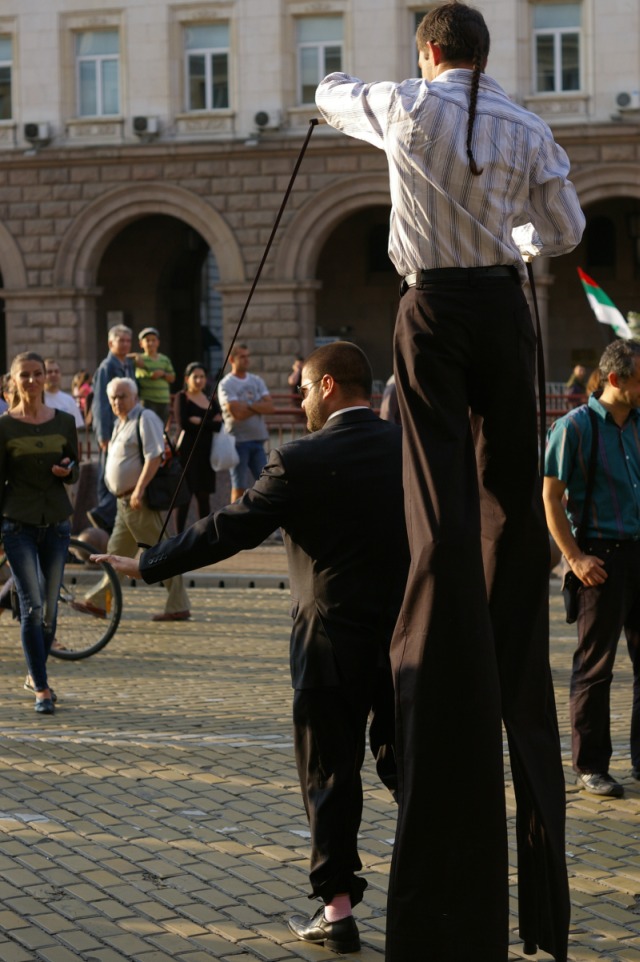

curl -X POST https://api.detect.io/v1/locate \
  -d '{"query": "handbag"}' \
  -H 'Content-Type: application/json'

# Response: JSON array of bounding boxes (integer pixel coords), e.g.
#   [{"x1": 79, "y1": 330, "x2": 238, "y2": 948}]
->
[
  {"x1": 210, "y1": 426, "x2": 239, "y2": 472},
  {"x1": 561, "y1": 567, "x2": 581, "y2": 625},
  {"x1": 136, "y1": 414, "x2": 190, "y2": 512},
  {"x1": 561, "y1": 406, "x2": 598, "y2": 624}
]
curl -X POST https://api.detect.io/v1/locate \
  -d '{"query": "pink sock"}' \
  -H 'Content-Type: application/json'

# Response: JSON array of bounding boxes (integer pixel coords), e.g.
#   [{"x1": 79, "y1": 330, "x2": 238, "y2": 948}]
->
[{"x1": 324, "y1": 894, "x2": 352, "y2": 922}]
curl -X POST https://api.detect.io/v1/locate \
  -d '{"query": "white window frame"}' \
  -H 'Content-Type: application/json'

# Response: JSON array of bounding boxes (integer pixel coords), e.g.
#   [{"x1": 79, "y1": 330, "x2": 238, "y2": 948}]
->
[
  {"x1": 297, "y1": 17, "x2": 343, "y2": 106},
  {"x1": 184, "y1": 24, "x2": 230, "y2": 112},
  {"x1": 533, "y1": 4, "x2": 581, "y2": 94},
  {"x1": 76, "y1": 30, "x2": 120, "y2": 117}
]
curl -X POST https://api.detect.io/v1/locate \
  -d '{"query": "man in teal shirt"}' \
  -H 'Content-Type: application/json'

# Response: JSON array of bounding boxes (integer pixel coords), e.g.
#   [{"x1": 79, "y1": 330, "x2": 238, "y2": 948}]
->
[{"x1": 544, "y1": 339, "x2": 640, "y2": 798}]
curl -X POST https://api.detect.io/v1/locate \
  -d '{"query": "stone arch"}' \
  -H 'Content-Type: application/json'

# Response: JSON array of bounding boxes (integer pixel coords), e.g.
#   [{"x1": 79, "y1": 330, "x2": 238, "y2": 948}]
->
[
  {"x1": 0, "y1": 221, "x2": 27, "y2": 289},
  {"x1": 275, "y1": 173, "x2": 391, "y2": 282},
  {"x1": 571, "y1": 164, "x2": 640, "y2": 208},
  {"x1": 54, "y1": 183, "x2": 245, "y2": 290}
]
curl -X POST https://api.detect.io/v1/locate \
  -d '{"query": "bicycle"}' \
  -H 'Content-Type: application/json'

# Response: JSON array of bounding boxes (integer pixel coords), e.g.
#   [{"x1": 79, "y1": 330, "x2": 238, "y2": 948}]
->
[{"x1": 0, "y1": 536, "x2": 123, "y2": 660}]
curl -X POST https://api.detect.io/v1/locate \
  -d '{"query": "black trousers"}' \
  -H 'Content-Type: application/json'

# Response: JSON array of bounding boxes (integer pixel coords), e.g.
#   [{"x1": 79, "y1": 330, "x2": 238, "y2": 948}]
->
[
  {"x1": 572, "y1": 540, "x2": 640, "y2": 773},
  {"x1": 386, "y1": 275, "x2": 569, "y2": 962},
  {"x1": 293, "y1": 666, "x2": 396, "y2": 907}
]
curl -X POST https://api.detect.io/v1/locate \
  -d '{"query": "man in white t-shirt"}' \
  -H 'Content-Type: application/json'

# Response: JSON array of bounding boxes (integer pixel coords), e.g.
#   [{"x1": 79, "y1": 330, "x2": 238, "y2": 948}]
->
[
  {"x1": 44, "y1": 358, "x2": 84, "y2": 429},
  {"x1": 217, "y1": 344, "x2": 274, "y2": 501}
]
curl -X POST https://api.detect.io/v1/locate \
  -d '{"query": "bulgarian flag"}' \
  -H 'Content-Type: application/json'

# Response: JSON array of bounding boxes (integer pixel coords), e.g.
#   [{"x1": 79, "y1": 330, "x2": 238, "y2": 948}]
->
[{"x1": 577, "y1": 268, "x2": 633, "y2": 339}]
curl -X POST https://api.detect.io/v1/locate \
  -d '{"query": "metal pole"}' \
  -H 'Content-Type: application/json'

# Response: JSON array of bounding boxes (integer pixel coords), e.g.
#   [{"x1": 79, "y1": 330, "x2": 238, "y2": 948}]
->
[{"x1": 151, "y1": 118, "x2": 323, "y2": 543}]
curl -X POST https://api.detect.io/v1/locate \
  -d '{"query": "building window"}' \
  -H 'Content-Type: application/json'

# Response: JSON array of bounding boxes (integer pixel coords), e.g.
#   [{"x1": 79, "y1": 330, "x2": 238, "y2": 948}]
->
[
  {"x1": 76, "y1": 30, "x2": 120, "y2": 116},
  {"x1": 0, "y1": 36, "x2": 11, "y2": 120},
  {"x1": 185, "y1": 23, "x2": 229, "y2": 110},
  {"x1": 413, "y1": 9, "x2": 434, "y2": 74},
  {"x1": 297, "y1": 16, "x2": 343, "y2": 105},
  {"x1": 533, "y1": 3, "x2": 581, "y2": 93}
]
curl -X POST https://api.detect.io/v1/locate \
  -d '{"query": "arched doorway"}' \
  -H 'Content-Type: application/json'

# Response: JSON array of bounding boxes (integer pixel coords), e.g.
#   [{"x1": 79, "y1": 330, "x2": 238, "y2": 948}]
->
[
  {"x1": 96, "y1": 215, "x2": 223, "y2": 380},
  {"x1": 545, "y1": 194, "x2": 640, "y2": 378},
  {"x1": 53, "y1": 182, "x2": 245, "y2": 373},
  {"x1": 316, "y1": 205, "x2": 396, "y2": 383}
]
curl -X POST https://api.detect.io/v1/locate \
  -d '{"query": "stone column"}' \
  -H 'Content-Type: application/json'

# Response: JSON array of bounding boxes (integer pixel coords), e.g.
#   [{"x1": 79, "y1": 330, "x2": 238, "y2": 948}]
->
[{"x1": 2, "y1": 287, "x2": 102, "y2": 374}]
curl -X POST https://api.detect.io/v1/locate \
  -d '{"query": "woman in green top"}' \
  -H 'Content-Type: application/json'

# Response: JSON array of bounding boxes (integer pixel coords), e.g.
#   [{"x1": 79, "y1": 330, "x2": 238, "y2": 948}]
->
[{"x1": 0, "y1": 352, "x2": 79, "y2": 714}]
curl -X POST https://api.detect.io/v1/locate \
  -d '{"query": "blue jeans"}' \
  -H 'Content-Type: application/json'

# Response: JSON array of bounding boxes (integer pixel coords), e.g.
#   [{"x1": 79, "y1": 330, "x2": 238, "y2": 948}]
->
[
  {"x1": 95, "y1": 445, "x2": 117, "y2": 529},
  {"x1": 231, "y1": 440, "x2": 267, "y2": 490},
  {"x1": 1, "y1": 518, "x2": 71, "y2": 691}
]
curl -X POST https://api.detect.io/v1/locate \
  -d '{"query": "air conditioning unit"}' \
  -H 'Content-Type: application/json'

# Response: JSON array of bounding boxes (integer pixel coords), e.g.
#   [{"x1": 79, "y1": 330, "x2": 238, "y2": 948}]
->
[
  {"x1": 132, "y1": 115, "x2": 159, "y2": 137},
  {"x1": 254, "y1": 110, "x2": 282, "y2": 130},
  {"x1": 24, "y1": 122, "x2": 51, "y2": 144},
  {"x1": 616, "y1": 91, "x2": 640, "y2": 111}
]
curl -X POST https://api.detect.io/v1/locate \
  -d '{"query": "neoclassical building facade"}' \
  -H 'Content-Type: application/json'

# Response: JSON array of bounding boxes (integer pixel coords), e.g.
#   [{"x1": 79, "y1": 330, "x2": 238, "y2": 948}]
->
[{"x1": 0, "y1": 0, "x2": 639, "y2": 384}]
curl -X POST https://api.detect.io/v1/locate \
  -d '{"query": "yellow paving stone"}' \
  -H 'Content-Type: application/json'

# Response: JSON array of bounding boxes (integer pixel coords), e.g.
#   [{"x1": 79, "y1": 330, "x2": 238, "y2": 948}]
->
[
  {"x1": 124, "y1": 900, "x2": 181, "y2": 921},
  {"x1": 237, "y1": 935, "x2": 293, "y2": 960},
  {"x1": 11, "y1": 924, "x2": 59, "y2": 950},
  {"x1": 0, "y1": 940, "x2": 37, "y2": 962},
  {"x1": 103, "y1": 933, "x2": 151, "y2": 954},
  {"x1": 589, "y1": 901, "x2": 640, "y2": 924}
]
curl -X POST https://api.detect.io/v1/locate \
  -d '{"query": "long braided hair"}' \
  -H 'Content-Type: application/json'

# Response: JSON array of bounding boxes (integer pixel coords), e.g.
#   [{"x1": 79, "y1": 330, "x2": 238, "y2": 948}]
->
[{"x1": 416, "y1": 1, "x2": 490, "y2": 177}]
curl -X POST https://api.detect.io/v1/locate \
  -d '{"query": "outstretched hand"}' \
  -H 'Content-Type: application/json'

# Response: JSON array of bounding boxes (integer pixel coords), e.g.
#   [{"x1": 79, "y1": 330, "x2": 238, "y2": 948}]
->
[{"x1": 90, "y1": 554, "x2": 142, "y2": 579}]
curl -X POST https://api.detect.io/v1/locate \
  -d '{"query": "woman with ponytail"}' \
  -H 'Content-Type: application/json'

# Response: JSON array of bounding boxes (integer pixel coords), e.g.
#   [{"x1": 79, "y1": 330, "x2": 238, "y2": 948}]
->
[{"x1": 317, "y1": 4, "x2": 585, "y2": 961}]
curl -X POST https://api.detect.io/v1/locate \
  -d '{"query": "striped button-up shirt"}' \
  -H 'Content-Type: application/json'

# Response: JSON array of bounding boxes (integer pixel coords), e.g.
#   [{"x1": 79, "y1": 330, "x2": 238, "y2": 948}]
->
[
  {"x1": 544, "y1": 395, "x2": 640, "y2": 542},
  {"x1": 315, "y1": 70, "x2": 585, "y2": 281}
]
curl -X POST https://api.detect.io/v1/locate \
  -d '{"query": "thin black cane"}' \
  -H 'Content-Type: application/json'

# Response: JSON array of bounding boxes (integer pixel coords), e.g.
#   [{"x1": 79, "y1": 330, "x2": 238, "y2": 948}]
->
[
  {"x1": 150, "y1": 118, "x2": 322, "y2": 544},
  {"x1": 526, "y1": 260, "x2": 547, "y2": 470}
]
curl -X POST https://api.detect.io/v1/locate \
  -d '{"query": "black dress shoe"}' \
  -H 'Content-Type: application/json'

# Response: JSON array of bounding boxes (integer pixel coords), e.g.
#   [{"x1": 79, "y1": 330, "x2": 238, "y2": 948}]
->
[{"x1": 287, "y1": 907, "x2": 360, "y2": 953}]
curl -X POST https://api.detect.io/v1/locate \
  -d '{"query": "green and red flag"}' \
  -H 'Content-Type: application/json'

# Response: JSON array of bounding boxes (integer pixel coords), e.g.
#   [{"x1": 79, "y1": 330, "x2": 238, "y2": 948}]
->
[{"x1": 577, "y1": 268, "x2": 632, "y2": 339}]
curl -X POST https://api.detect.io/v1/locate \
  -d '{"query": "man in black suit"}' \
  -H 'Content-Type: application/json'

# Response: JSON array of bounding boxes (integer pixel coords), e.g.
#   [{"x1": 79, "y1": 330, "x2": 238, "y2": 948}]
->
[{"x1": 93, "y1": 341, "x2": 409, "y2": 954}]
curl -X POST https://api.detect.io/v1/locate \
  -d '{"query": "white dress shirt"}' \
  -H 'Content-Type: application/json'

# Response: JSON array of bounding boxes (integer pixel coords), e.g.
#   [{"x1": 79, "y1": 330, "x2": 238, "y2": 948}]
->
[
  {"x1": 316, "y1": 70, "x2": 585, "y2": 281},
  {"x1": 45, "y1": 389, "x2": 84, "y2": 428}
]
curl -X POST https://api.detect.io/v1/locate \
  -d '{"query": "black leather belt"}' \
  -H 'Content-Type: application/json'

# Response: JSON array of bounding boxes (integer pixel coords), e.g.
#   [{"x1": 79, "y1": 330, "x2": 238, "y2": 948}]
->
[{"x1": 401, "y1": 265, "x2": 518, "y2": 295}]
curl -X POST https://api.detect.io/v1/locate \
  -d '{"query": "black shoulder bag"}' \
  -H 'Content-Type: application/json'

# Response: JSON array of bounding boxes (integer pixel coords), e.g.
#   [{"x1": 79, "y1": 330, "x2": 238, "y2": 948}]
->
[
  {"x1": 562, "y1": 406, "x2": 599, "y2": 624},
  {"x1": 135, "y1": 413, "x2": 190, "y2": 512}
]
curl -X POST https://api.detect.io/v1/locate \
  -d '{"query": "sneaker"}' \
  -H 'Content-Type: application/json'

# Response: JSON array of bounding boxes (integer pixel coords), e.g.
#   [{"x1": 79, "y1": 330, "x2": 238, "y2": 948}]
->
[
  {"x1": 576, "y1": 772, "x2": 624, "y2": 798},
  {"x1": 631, "y1": 768, "x2": 640, "y2": 781},
  {"x1": 34, "y1": 698, "x2": 55, "y2": 715}
]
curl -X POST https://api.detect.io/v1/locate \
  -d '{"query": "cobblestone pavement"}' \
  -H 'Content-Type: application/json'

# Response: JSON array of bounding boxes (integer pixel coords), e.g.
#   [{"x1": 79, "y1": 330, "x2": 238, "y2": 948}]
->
[{"x1": 0, "y1": 557, "x2": 639, "y2": 961}]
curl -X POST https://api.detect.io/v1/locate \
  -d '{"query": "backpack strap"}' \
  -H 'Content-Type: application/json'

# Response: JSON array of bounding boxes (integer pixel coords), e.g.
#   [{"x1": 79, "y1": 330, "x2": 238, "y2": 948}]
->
[{"x1": 575, "y1": 406, "x2": 599, "y2": 549}]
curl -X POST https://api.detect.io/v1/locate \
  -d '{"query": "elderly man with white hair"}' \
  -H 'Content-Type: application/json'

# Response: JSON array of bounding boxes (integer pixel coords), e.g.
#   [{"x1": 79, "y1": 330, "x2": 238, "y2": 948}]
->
[{"x1": 72, "y1": 377, "x2": 190, "y2": 622}]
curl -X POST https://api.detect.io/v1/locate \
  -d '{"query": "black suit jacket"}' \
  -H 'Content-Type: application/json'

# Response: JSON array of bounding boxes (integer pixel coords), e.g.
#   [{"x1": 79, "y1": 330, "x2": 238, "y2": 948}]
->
[{"x1": 141, "y1": 408, "x2": 409, "y2": 689}]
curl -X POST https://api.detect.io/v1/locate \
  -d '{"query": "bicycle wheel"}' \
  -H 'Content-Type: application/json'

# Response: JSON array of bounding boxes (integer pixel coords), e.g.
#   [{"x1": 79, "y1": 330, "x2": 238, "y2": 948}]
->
[{"x1": 50, "y1": 537, "x2": 122, "y2": 660}]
